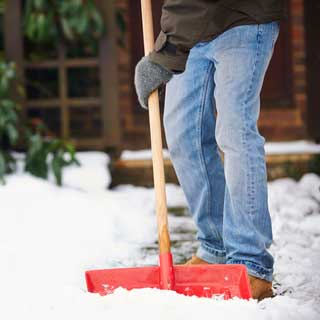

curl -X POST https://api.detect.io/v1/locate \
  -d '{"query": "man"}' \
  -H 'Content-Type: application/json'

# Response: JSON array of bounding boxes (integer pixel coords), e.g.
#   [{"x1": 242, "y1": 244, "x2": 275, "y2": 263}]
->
[{"x1": 135, "y1": 0, "x2": 284, "y2": 300}]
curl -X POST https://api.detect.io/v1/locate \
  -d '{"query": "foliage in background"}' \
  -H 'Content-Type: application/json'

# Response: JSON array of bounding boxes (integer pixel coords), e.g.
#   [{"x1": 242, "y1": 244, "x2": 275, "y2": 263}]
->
[
  {"x1": 24, "y1": 0, "x2": 105, "y2": 45},
  {"x1": 279, "y1": 155, "x2": 320, "y2": 181},
  {"x1": 24, "y1": 0, "x2": 127, "y2": 56},
  {"x1": 282, "y1": 160, "x2": 303, "y2": 181},
  {"x1": 24, "y1": 0, "x2": 57, "y2": 43},
  {"x1": 59, "y1": 1, "x2": 104, "y2": 43},
  {"x1": 0, "y1": 60, "x2": 79, "y2": 185},
  {"x1": 0, "y1": 62, "x2": 19, "y2": 183},
  {"x1": 309, "y1": 154, "x2": 320, "y2": 176},
  {"x1": 25, "y1": 124, "x2": 80, "y2": 186}
]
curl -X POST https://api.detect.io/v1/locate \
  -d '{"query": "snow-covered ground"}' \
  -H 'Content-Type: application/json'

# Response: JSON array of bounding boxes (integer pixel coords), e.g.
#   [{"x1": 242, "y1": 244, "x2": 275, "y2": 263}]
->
[{"x1": 0, "y1": 152, "x2": 319, "y2": 320}]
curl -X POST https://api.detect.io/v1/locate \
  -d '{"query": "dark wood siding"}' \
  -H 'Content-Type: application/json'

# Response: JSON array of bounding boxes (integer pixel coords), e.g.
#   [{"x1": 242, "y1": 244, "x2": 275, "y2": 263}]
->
[{"x1": 305, "y1": 0, "x2": 320, "y2": 141}]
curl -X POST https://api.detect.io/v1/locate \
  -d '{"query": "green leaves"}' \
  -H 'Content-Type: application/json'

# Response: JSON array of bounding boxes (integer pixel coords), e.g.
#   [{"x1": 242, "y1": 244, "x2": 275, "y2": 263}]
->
[
  {"x1": 0, "y1": 150, "x2": 6, "y2": 184},
  {"x1": 0, "y1": 62, "x2": 16, "y2": 95},
  {"x1": 33, "y1": 0, "x2": 45, "y2": 10},
  {"x1": 0, "y1": 100, "x2": 19, "y2": 145},
  {"x1": 5, "y1": 123, "x2": 19, "y2": 145},
  {"x1": 0, "y1": 150, "x2": 16, "y2": 185},
  {"x1": 58, "y1": 0, "x2": 105, "y2": 43},
  {"x1": 25, "y1": 133, "x2": 80, "y2": 186},
  {"x1": 0, "y1": 62, "x2": 19, "y2": 183},
  {"x1": 24, "y1": 132, "x2": 49, "y2": 179},
  {"x1": 0, "y1": 59, "x2": 79, "y2": 186},
  {"x1": 49, "y1": 139, "x2": 80, "y2": 186},
  {"x1": 24, "y1": 0, "x2": 58, "y2": 44},
  {"x1": 24, "y1": 0, "x2": 105, "y2": 44}
]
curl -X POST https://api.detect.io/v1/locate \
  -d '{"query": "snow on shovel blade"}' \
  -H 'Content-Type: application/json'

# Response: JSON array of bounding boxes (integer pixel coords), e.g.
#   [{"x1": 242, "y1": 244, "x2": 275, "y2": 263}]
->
[{"x1": 85, "y1": 264, "x2": 251, "y2": 299}]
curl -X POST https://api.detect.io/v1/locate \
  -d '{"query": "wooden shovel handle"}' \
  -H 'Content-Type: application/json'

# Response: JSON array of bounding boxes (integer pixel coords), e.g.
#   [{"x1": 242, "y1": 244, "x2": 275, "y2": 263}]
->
[{"x1": 140, "y1": 0, "x2": 171, "y2": 254}]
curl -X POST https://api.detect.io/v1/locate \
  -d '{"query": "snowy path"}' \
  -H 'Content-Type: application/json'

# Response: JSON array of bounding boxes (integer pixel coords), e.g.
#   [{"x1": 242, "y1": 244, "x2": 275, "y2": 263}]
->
[{"x1": 0, "y1": 152, "x2": 319, "y2": 319}]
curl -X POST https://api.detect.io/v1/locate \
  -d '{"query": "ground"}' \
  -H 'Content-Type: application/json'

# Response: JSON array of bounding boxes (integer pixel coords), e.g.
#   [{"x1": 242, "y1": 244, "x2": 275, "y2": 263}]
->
[{"x1": 0, "y1": 152, "x2": 319, "y2": 320}]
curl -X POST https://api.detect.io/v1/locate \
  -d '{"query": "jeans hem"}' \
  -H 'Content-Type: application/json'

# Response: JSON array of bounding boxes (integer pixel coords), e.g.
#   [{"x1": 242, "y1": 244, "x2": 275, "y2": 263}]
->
[
  {"x1": 227, "y1": 259, "x2": 273, "y2": 282},
  {"x1": 196, "y1": 244, "x2": 226, "y2": 264}
]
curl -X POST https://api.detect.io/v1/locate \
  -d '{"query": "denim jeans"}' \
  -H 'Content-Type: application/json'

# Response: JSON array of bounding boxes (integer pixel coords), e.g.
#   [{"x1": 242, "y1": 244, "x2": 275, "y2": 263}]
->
[{"x1": 164, "y1": 22, "x2": 279, "y2": 282}]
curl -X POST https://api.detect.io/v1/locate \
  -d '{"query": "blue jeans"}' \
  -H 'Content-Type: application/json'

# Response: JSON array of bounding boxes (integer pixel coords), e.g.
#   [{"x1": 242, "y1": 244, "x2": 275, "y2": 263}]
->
[{"x1": 164, "y1": 22, "x2": 279, "y2": 282}]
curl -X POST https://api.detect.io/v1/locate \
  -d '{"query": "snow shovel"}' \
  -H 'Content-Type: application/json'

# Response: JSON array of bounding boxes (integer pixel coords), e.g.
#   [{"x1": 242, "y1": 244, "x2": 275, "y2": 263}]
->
[{"x1": 85, "y1": 0, "x2": 251, "y2": 299}]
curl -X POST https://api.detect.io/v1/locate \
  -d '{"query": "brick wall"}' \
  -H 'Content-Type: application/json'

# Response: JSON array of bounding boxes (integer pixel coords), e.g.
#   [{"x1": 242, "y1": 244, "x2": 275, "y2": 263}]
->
[{"x1": 290, "y1": 0, "x2": 307, "y2": 124}]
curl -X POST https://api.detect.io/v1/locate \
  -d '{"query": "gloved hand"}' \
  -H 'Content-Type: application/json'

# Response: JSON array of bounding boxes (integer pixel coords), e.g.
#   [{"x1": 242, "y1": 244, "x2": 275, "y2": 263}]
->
[{"x1": 134, "y1": 55, "x2": 173, "y2": 109}]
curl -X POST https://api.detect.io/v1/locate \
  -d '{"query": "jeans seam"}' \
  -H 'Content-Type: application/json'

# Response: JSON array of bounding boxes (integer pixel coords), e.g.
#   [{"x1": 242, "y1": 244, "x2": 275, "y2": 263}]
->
[
  {"x1": 241, "y1": 25, "x2": 262, "y2": 217},
  {"x1": 196, "y1": 62, "x2": 221, "y2": 241}
]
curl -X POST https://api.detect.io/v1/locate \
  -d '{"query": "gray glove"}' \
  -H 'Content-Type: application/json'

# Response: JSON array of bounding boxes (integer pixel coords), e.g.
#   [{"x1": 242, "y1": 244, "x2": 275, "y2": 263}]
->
[{"x1": 134, "y1": 55, "x2": 173, "y2": 109}]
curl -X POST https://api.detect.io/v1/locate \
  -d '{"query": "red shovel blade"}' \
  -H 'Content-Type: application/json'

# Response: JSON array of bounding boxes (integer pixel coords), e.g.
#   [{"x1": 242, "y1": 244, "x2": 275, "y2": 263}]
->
[
  {"x1": 86, "y1": 266, "x2": 160, "y2": 294},
  {"x1": 85, "y1": 264, "x2": 251, "y2": 299}
]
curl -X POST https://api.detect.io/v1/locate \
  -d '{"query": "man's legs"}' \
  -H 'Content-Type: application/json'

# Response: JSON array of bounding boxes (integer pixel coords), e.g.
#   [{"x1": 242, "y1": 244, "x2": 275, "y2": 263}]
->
[
  {"x1": 165, "y1": 22, "x2": 279, "y2": 282},
  {"x1": 210, "y1": 22, "x2": 279, "y2": 282},
  {"x1": 164, "y1": 43, "x2": 226, "y2": 264}
]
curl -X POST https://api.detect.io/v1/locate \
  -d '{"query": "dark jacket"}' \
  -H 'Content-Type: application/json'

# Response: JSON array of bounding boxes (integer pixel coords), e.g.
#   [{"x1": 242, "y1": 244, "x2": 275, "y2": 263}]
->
[{"x1": 149, "y1": 0, "x2": 284, "y2": 72}]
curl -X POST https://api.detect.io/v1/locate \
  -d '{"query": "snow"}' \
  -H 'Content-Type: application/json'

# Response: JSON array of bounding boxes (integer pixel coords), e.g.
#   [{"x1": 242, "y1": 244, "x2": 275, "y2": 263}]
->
[
  {"x1": 120, "y1": 140, "x2": 320, "y2": 160},
  {"x1": 61, "y1": 152, "x2": 111, "y2": 191},
  {"x1": 265, "y1": 140, "x2": 320, "y2": 155},
  {"x1": 121, "y1": 148, "x2": 171, "y2": 160},
  {"x1": 0, "y1": 152, "x2": 319, "y2": 320}
]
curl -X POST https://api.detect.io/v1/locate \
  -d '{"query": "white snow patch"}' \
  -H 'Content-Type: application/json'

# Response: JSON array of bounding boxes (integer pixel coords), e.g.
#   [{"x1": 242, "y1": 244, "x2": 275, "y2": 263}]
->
[
  {"x1": 62, "y1": 152, "x2": 111, "y2": 191},
  {"x1": 265, "y1": 140, "x2": 320, "y2": 155},
  {"x1": 121, "y1": 149, "x2": 170, "y2": 160},
  {"x1": 0, "y1": 152, "x2": 319, "y2": 319}
]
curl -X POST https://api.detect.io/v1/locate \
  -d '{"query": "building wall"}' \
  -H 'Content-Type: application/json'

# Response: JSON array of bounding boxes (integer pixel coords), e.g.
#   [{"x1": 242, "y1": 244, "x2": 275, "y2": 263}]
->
[
  {"x1": 257, "y1": 0, "x2": 307, "y2": 140},
  {"x1": 291, "y1": 0, "x2": 307, "y2": 117},
  {"x1": 291, "y1": 0, "x2": 307, "y2": 136}
]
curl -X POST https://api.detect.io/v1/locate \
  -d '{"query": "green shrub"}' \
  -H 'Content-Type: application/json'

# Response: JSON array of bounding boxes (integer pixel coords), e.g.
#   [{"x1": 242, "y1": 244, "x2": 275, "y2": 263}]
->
[
  {"x1": 0, "y1": 151, "x2": 16, "y2": 184},
  {"x1": 24, "y1": 0, "x2": 105, "y2": 44},
  {"x1": 59, "y1": 0, "x2": 104, "y2": 43},
  {"x1": 0, "y1": 60, "x2": 80, "y2": 186},
  {"x1": 25, "y1": 126, "x2": 80, "y2": 186},
  {"x1": 308, "y1": 154, "x2": 320, "y2": 176},
  {"x1": 0, "y1": 62, "x2": 19, "y2": 183},
  {"x1": 24, "y1": 0, "x2": 58, "y2": 44}
]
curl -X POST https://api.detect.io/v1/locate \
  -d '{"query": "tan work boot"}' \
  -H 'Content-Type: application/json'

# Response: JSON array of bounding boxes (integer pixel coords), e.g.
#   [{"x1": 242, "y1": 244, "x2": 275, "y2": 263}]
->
[
  {"x1": 249, "y1": 275, "x2": 273, "y2": 301},
  {"x1": 184, "y1": 256, "x2": 210, "y2": 265}
]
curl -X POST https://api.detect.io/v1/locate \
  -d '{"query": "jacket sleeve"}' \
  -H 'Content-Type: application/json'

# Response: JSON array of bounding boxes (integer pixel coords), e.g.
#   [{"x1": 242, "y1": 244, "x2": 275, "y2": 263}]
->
[
  {"x1": 149, "y1": 0, "x2": 209, "y2": 73},
  {"x1": 149, "y1": 30, "x2": 189, "y2": 73}
]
